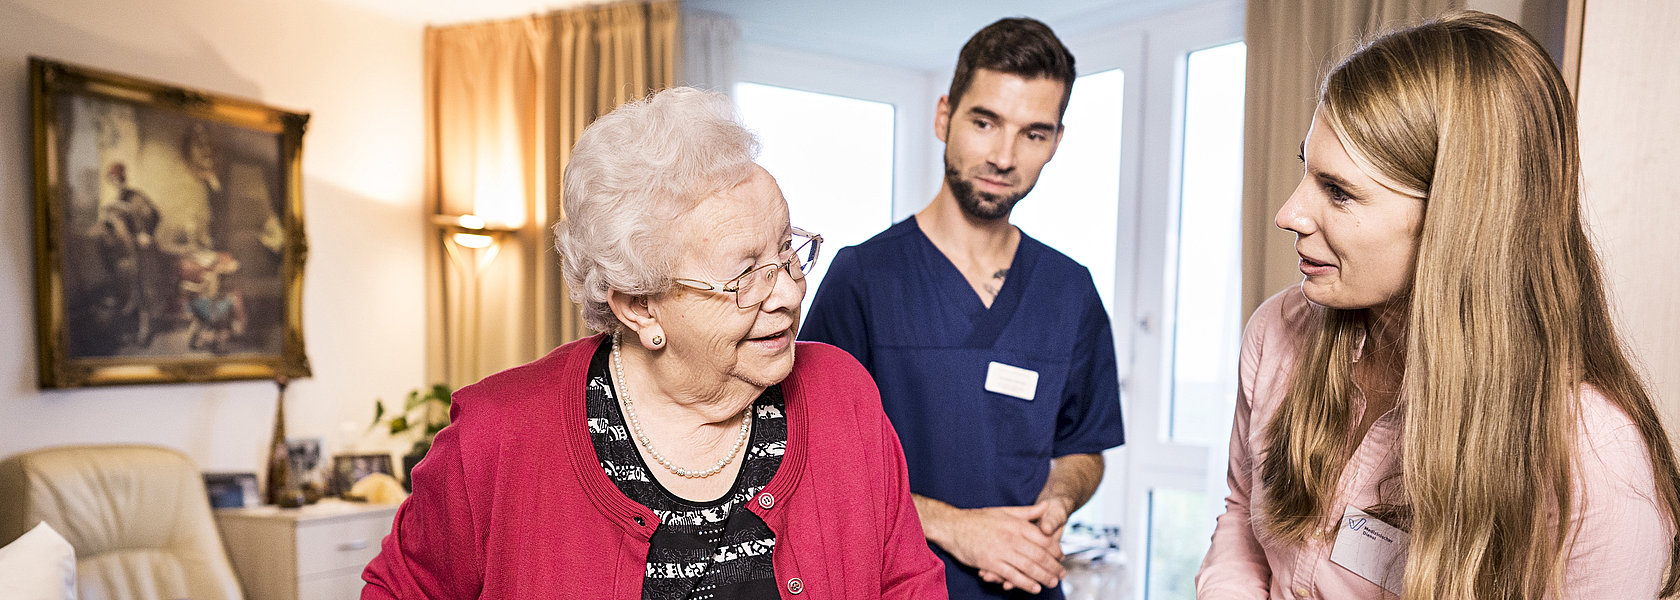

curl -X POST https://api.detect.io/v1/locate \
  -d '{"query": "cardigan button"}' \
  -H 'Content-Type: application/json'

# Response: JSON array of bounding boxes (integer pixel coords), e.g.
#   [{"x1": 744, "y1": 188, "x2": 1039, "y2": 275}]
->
[
  {"x1": 758, "y1": 492, "x2": 775, "y2": 510},
  {"x1": 633, "y1": 516, "x2": 645, "y2": 526},
  {"x1": 786, "y1": 577, "x2": 803, "y2": 595}
]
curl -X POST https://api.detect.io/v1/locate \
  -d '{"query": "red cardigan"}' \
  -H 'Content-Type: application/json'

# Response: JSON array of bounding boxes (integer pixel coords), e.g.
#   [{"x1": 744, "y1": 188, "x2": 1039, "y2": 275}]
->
[{"x1": 362, "y1": 335, "x2": 947, "y2": 599}]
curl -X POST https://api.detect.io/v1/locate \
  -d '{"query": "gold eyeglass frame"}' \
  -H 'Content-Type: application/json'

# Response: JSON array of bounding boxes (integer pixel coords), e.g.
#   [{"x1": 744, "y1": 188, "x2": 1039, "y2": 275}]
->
[{"x1": 671, "y1": 227, "x2": 823, "y2": 309}]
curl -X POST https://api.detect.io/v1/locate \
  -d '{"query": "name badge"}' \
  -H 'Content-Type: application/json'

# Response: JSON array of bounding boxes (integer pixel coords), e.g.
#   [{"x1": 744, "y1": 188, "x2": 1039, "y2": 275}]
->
[
  {"x1": 1330, "y1": 506, "x2": 1408, "y2": 594},
  {"x1": 984, "y1": 362, "x2": 1039, "y2": 401}
]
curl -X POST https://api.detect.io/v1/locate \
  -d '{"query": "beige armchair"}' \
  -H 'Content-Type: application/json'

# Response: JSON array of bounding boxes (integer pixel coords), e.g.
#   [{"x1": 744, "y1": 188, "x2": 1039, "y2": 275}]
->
[{"x1": 0, "y1": 444, "x2": 244, "y2": 600}]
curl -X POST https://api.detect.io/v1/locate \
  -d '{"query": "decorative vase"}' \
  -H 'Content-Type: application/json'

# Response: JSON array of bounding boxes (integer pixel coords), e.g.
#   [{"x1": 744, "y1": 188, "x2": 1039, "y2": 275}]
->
[{"x1": 264, "y1": 376, "x2": 301, "y2": 506}]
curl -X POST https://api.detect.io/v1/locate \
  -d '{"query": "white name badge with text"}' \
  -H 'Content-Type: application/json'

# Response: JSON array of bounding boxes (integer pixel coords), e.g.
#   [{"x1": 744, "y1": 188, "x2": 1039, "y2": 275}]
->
[
  {"x1": 984, "y1": 362, "x2": 1039, "y2": 401},
  {"x1": 1330, "y1": 506, "x2": 1409, "y2": 594}
]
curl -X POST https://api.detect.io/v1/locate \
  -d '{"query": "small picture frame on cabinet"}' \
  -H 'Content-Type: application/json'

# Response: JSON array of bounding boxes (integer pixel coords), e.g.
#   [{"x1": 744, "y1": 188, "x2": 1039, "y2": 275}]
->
[
  {"x1": 203, "y1": 472, "x2": 259, "y2": 508},
  {"x1": 330, "y1": 452, "x2": 395, "y2": 497}
]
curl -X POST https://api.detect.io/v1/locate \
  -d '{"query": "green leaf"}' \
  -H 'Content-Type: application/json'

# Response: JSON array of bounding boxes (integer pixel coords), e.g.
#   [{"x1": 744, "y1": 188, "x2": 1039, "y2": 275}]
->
[
  {"x1": 368, "y1": 400, "x2": 387, "y2": 430},
  {"x1": 389, "y1": 416, "x2": 409, "y2": 435},
  {"x1": 404, "y1": 389, "x2": 425, "y2": 411},
  {"x1": 431, "y1": 384, "x2": 453, "y2": 406}
]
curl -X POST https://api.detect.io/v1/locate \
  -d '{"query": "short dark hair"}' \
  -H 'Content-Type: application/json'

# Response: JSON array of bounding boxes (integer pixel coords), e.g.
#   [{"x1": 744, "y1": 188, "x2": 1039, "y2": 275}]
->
[{"x1": 947, "y1": 17, "x2": 1077, "y2": 122}]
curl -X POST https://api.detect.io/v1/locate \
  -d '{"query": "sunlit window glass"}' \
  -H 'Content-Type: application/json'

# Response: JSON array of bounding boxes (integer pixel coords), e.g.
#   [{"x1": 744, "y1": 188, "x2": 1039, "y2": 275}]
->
[
  {"x1": 1014, "y1": 68, "x2": 1125, "y2": 311},
  {"x1": 1168, "y1": 42, "x2": 1246, "y2": 446},
  {"x1": 734, "y1": 82, "x2": 894, "y2": 317}
]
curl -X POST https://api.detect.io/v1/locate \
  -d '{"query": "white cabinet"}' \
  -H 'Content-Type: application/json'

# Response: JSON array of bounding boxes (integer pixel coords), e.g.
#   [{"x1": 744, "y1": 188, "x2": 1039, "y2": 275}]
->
[{"x1": 215, "y1": 500, "x2": 399, "y2": 600}]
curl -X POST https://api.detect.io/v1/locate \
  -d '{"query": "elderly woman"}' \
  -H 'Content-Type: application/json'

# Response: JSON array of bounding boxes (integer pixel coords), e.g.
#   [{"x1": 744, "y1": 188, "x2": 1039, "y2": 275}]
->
[
  {"x1": 362, "y1": 88, "x2": 946, "y2": 598},
  {"x1": 1196, "y1": 11, "x2": 1680, "y2": 600}
]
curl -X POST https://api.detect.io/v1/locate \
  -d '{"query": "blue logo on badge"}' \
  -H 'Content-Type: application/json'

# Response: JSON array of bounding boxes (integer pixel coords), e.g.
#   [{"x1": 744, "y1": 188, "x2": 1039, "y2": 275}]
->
[{"x1": 1348, "y1": 517, "x2": 1366, "y2": 532}]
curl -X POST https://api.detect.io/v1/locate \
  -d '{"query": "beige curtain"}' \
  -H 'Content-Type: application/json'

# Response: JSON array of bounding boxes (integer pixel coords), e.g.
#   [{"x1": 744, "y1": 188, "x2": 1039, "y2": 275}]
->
[
  {"x1": 550, "y1": 0, "x2": 679, "y2": 349},
  {"x1": 1241, "y1": 0, "x2": 1462, "y2": 319},
  {"x1": 425, "y1": 1, "x2": 678, "y2": 388}
]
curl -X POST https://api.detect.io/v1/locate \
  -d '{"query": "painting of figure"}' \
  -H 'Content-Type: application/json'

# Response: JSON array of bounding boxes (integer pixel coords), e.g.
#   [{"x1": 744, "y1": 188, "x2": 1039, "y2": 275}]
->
[{"x1": 31, "y1": 58, "x2": 310, "y2": 387}]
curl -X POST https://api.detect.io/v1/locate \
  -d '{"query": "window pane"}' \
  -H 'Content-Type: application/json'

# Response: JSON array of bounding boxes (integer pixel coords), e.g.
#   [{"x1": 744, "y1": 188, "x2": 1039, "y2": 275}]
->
[
  {"x1": 1014, "y1": 68, "x2": 1124, "y2": 312},
  {"x1": 1146, "y1": 488, "x2": 1213, "y2": 600},
  {"x1": 1018, "y1": 68, "x2": 1126, "y2": 532},
  {"x1": 734, "y1": 83, "x2": 895, "y2": 316},
  {"x1": 1167, "y1": 42, "x2": 1246, "y2": 445}
]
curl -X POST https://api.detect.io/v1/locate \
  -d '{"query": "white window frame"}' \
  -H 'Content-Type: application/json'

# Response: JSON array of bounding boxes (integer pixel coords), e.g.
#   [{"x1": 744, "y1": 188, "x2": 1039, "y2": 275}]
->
[{"x1": 1111, "y1": 4, "x2": 1245, "y2": 599}]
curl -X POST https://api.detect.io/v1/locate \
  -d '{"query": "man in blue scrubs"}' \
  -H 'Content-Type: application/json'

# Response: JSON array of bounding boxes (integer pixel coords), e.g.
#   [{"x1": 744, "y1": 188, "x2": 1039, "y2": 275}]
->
[{"x1": 800, "y1": 17, "x2": 1124, "y2": 600}]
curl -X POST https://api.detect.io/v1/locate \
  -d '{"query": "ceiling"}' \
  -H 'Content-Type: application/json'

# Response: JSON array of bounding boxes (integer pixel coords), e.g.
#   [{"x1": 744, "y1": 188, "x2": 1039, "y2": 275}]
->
[
  {"x1": 685, "y1": 0, "x2": 1203, "y2": 70},
  {"x1": 332, "y1": 0, "x2": 1206, "y2": 70},
  {"x1": 322, "y1": 0, "x2": 599, "y2": 26}
]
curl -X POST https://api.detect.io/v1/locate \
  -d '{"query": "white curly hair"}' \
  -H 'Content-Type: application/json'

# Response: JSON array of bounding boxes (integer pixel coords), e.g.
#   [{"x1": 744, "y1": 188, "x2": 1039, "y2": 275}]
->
[{"x1": 552, "y1": 87, "x2": 761, "y2": 332}]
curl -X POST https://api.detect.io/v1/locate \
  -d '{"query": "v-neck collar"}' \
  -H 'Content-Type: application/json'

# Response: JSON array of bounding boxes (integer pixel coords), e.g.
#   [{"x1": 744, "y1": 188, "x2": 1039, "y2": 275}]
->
[{"x1": 907, "y1": 216, "x2": 1034, "y2": 349}]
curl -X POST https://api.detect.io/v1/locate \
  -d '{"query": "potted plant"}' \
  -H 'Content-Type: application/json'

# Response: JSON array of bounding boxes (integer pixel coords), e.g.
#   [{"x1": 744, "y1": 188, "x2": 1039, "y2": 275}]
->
[{"x1": 370, "y1": 383, "x2": 452, "y2": 490}]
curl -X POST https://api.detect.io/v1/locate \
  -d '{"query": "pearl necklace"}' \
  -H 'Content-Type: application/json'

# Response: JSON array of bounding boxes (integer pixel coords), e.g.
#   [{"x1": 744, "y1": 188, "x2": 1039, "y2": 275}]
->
[{"x1": 611, "y1": 332, "x2": 752, "y2": 479}]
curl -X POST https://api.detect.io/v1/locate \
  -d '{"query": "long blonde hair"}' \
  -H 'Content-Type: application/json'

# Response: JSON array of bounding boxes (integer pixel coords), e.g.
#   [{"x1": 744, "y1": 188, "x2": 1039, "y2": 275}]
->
[{"x1": 1258, "y1": 11, "x2": 1680, "y2": 599}]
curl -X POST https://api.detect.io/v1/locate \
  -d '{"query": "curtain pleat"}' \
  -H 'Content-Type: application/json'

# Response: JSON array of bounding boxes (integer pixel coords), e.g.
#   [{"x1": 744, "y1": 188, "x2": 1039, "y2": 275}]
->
[
  {"x1": 679, "y1": 9, "x2": 739, "y2": 95},
  {"x1": 1240, "y1": 0, "x2": 1463, "y2": 319},
  {"x1": 425, "y1": 1, "x2": 677, "y2": 388}
]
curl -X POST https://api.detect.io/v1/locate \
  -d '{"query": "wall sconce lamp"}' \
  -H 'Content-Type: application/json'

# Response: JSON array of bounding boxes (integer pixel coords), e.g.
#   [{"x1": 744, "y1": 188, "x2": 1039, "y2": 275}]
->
[
  {"x1": 432, "y1": 214, "x2": 517, "y2": 269},
  {"x1": 434, "y1": 212, "x2": 518, "y2": 385}
]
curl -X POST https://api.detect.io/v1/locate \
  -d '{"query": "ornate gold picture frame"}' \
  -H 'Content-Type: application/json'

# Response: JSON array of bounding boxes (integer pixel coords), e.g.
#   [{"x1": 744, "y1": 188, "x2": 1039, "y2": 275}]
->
[{"x1": 30, "y1": 57, "x2": 311, "y2": 387}]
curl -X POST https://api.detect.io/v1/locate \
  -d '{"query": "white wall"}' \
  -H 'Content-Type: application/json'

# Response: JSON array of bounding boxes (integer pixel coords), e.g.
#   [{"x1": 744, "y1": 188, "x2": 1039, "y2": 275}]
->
[
  {"x1": 1576, "y1": 0, "x2": 1680, "y2": 438},
  {"x1": 0, "y1": 0, "x2": 428, "y2": 474}
]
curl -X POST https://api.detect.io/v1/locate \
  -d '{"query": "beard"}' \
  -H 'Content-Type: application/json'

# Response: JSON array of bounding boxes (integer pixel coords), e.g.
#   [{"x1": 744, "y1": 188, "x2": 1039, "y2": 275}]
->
[{"x1": 944, "y1": 154, "x2": 1031, "y2": 221}]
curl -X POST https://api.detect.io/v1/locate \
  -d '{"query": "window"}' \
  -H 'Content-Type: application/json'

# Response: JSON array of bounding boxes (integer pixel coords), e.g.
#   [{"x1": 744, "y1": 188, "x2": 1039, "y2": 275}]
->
[
  {"x1": 1014, "y1": 68, "x2": 1126, "y2": 310},
  {"x1": 731, "y1": 11, "x2": 1247, "y2": 598},
  {"x1": 1134, "y1": 37, "x2": 1247, "y2": 600},
  {"x1": 734, "y1": 82, "x2": 895, "y2": 315},
  {"x1": 1072, "y1": 8, "x2": 1243, "y2": 599},
  {"x1": 1010, "y1": 14, "x2": 1245, "y2": 600},
  {"x1": 1169, "y1": 42, "x2": 1247, "y2": 446},
  {"x1": 1147, "y1": 488, "x2": 1210, "y2": 600}
]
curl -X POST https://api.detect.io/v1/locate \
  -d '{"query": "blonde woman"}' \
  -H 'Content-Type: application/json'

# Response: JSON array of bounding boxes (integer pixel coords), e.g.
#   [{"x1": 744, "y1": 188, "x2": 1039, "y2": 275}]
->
[{"x1": 1198, "y1": 11, "x2": 1680, "y2": 599}]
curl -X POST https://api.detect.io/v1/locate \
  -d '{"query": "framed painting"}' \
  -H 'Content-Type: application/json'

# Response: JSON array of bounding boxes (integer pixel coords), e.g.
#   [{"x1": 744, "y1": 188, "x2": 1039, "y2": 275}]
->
[{"x1": 30, "y1": 57, "x2": 311, "y2": 387}]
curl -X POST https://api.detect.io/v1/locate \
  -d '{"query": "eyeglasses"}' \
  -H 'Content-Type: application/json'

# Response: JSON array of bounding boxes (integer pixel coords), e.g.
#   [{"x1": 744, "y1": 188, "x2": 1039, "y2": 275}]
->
[{"x1": 672, "y1": 227, "x2": 823, "y2": 309}]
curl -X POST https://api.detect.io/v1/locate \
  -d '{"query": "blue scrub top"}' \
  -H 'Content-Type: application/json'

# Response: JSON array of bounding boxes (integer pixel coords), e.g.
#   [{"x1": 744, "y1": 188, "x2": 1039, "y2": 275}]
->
[{"x1": 800, "y1": 217, "x2": 1125, "y2": 600}]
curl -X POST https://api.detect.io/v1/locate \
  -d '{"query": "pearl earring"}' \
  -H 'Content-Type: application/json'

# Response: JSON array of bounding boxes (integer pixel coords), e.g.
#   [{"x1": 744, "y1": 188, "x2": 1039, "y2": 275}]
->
[{"x1": 651, "y1": 335, "x2": 663, "y2": 347}]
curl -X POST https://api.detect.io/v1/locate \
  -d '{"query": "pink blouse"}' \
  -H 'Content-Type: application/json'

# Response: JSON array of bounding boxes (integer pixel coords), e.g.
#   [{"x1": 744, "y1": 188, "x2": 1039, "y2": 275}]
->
[{"x1": 1196, "y1": 286, "x2": 1673, "y2": 599}]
